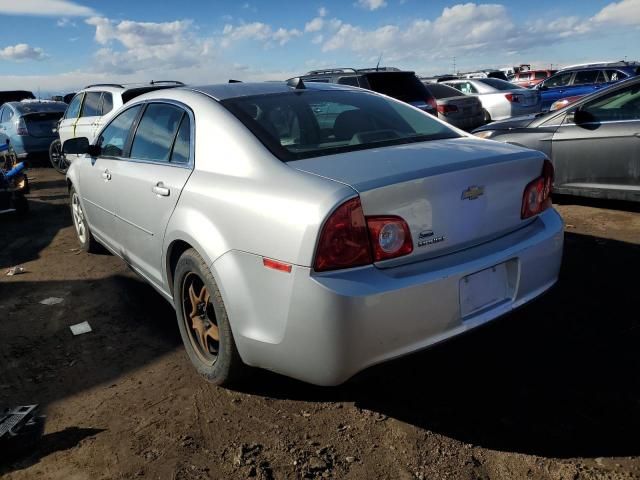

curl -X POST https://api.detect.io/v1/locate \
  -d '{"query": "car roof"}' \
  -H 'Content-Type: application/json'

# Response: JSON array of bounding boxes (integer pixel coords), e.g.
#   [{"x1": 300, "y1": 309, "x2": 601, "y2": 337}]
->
[
  {"x1": 186, "y1": 81, "x2": 358, "y2": 101},
  {"x1": 5, "y1": 100, "x2": 67, "y2": 112},
  {"x1": 81, "y1": 81, "x2": 185, "y2": 93}
]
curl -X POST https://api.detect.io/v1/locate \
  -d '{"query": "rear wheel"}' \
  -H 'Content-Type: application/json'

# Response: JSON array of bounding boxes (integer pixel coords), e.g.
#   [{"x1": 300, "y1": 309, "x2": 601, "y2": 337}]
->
[
  {"x1": 482, "y1": 109, "x2": 492, "y2": 124},
  {"x1": 173, "y1": 248, "x2": 245, "y2": 386},
  {"x1": 49, "y1": 139, "x2": 68, "y2": 174},
  {"x1": 69, "y1": 187, "x2": 98, "y2": 252}
]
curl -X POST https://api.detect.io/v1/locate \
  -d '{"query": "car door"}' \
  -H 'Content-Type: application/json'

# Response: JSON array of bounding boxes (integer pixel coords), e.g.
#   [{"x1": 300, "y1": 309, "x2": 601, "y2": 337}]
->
[
  {"x1": 74, "y1": 91, "x2": 103, "y2": 143},
  {"x1": 58, "y1": 92, "x2": 84, "y2": 150},
  {"x1": 551, "y1": 83, "x2": 640, "y2": 193},
  {"x1": 90, "y1": 92, "x2": 114, "y2": 141},
  {"x1": 569, "y1": 69, "x2": 607, "y2": 97},
  {"x1": 113, "y1": 102, "x2": 193, "y2": 288},
  {"x1": 76, "y1": 104, "x2": 143, "y2": 250},
  {"x1": 539, "y1": 71, "x2": 574, "y2": 109}
]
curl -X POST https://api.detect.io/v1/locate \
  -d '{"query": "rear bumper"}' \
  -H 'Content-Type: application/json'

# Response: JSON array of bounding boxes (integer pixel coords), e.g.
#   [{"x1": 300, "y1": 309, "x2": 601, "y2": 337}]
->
[
  {"x1": 10, "y1": 135, "x2": 56, "y2": 156},
  {"x1": 443, "y1": 111, "x2": 485, "y2": 130},
  {"x1": 214, "y1": 208, "x2": 564, "y2": 385}
]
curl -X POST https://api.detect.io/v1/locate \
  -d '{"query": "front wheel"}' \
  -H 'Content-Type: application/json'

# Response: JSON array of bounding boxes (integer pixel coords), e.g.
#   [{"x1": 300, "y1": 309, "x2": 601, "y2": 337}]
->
[
  {"x1": 482, "y1": 109, "x2": 492, "y2": 124},
  {"x1": 173, "y1": 248, "x2": 245, "y2": 386},
  {"x1": 49, "y1": 139, "x2": 68, "y2": 174}
]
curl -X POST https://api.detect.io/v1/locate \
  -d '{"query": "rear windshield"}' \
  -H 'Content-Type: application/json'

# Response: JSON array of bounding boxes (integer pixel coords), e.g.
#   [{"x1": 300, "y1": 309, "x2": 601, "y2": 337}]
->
[
  {"x1": 426, "y1": 83, "x2": 465, "y2": 99},
  {"x1": 364, "y1": 72, "x2": 431, "y2": 103},
  {"x1": 477, "y1": 78, "x2": 520, "y2": 91},
  {"x1": 13, "y1": 102, "x2": 67, "y2": 114},
  {"x1": 221, "y1": 89, "x2": 460, "y2": 161}
]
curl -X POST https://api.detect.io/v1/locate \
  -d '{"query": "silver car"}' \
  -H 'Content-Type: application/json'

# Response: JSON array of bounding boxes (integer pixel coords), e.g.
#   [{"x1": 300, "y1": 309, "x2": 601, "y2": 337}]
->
[
  {"x1": 444, "y1": 78, "x2": 541, "y2": 122},
  {"x1": 64, "y1": 81, "x2": 563, "y2": 386}
]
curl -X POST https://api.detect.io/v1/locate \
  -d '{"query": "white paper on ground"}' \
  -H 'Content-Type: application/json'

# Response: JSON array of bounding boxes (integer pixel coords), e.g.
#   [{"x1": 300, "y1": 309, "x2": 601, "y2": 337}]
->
[
  {"x1": 40, "y1": 297, "x2": 63, "y2": 305},
  {"x1": 70, "y1": 321, "x2": 92, "y2": 336}
]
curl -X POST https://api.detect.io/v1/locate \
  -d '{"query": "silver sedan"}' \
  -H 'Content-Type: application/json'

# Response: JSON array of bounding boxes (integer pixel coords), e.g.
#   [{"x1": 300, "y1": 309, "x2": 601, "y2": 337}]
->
[
  {"x1": 64, "y1": 81, "x2": 563, "y2": 386},
  {"x1": 444, "y1": 78, "x2": 542, "y2": 122}
]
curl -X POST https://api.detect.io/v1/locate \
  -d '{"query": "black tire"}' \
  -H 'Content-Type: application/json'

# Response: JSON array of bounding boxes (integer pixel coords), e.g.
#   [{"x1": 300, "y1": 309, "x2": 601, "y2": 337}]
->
[
  {"x1": 173, "y1": 248, "x2": 245, "y2": 386},
  {"x1": 13, "y1": 194, "x2": 29, "y2": 216},
  {"x1": 49, "y1": 139, "x2": 68, "y2": 174},
  {"x1": 482, "y1": 109, "x2": 492, "y2": 124},
  {"x1": 69, "y1": 186, "x2": 99, "y2": 253}
]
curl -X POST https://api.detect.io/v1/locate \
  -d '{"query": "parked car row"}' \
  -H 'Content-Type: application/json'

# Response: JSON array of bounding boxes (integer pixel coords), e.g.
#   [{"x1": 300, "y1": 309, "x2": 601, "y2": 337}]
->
[{"x1": 6, "y1": 53, "x2": 630, "y2": 387}]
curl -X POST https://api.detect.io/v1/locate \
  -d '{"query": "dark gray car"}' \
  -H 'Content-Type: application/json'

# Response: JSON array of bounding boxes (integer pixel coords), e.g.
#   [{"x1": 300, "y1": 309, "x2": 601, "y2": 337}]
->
[{"x1": 473, "y1": 76, "x2": 640, "y2": 202}]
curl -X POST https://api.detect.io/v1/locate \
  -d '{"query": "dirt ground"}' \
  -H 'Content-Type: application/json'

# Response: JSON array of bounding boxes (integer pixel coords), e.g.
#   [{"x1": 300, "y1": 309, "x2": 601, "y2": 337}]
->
[{"x1": 1, "y1": 168, "x2": 639, "y2": 480}]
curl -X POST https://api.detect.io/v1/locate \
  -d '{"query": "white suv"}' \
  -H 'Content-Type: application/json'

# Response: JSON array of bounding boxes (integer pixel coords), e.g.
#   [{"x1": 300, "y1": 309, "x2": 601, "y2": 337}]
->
[{"x1": 59, "y1": 81, "x2": 184, "y2": 150}]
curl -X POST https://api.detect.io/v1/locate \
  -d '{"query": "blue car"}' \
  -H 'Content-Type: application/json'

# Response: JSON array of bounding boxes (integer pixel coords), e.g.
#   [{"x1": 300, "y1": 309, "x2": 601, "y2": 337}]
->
[
  {"x1": 0, "y1": 100, "x2": 67, "y2": 158},
  {"x1": 536, "y1": 61, "x2": 640, "y2": 110}
]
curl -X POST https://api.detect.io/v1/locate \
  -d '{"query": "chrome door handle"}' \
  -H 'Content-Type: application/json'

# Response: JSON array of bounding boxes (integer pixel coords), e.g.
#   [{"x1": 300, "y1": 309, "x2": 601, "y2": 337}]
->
[
  {"x1": 152, "y1": 182, "x2": 170, "y2": 196},
  {"x1": 101, "y1": 169, "x2": 111, "y2": 180}
]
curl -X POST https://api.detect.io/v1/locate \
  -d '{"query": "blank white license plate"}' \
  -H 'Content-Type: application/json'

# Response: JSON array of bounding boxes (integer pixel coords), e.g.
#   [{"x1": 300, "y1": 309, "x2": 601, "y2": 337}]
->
[{"x1": 460, "y1": 263, "x2": 509, "y2": 318}]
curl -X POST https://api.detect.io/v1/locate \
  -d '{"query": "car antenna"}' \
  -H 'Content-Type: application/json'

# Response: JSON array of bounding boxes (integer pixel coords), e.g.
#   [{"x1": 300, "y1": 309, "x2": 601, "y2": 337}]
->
[
  {"x1": 228, "y1": 79, "x2": 243, "y2": 83},
  {"x1": 376, "y1": 53, "x2": 382, "y2": 71},
  {"x1": 286, "y1": 77, "x2": 306, "y2": 89}
]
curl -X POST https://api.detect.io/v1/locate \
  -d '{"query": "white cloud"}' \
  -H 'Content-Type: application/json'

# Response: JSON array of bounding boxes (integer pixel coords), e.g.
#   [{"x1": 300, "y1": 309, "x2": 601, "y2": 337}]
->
[
  {"x1": 592, "y1": 0, "x2": 640, "y2": 25},
  {"x1": 312, "y1": 34, "x2": 324, "y2": 45},
  {"x1": 318, "y1": 7, "x2": 328, "y2": 17},
  {"x1": 221, "y1": 22, "x2": 302, "y2": 47},
  {"x1": 305, "y1": 17, "x2": 324, "y2": 33},
  {"x1": 0, "y1": 43, "x2": 46, "y2": 61},
  {"x1": 357, "y1": 0, "x2": 387, "y2": 11},
  {"x1": 85, "y1": 17, "x2": 214, "y2": 74},
  {"x1": 0, "y1": 0, "x2": 95, "y2": 17}
]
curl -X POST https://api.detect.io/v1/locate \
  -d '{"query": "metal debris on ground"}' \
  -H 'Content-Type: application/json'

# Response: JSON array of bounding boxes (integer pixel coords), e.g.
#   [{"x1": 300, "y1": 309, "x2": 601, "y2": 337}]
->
[
  {"x1": 39, "y1": 297, "x2": 64, "y2": 305},
  {"x1": 70, "y1": 321, "x2": 92, "y2": 336},
  {"x1": 0, "y1": 404, "x2": 46, "y2": 461},
  {"x1": 5, "y1": 266, "x2": 25, "y2": 276}
]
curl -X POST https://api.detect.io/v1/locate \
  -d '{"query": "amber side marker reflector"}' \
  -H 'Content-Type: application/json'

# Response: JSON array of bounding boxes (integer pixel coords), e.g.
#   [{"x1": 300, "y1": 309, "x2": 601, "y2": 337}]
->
[{"x1": 263, "y1": 258, "x2": 292, "y2": 273}]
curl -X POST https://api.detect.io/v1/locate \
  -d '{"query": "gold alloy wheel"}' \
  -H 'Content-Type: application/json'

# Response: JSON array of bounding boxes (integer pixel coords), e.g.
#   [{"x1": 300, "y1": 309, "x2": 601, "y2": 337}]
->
[{"x1": 181, "y1": 272, "x2": 220, "y2": 365}]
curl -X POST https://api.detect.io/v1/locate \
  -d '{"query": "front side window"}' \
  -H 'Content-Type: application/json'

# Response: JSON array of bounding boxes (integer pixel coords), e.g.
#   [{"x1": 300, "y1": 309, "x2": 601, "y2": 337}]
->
[
  {"x1": 544, "y1": 72, "x2": 573, "y2": 88},
  {"x1": 64, "y1": 93, "x2": 83, "y2": 119},
  {"x1": 98, "y1": 105, "x2": 142, "y2": 157},
  {"x1": 222, "y1": 89, "x2": 460, "y2": 161},
  {"x1": 580, "y1": 84, "x2": 640, "y2": 122},
  {"x1": 130, "y1": 104, "x2": 184, "y2": 162}
]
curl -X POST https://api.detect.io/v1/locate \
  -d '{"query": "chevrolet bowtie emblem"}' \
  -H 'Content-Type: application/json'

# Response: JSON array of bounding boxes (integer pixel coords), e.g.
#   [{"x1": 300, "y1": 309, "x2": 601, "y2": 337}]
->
[{"x1": 461, "y1": 185, "x2": 485, "y2": 200}]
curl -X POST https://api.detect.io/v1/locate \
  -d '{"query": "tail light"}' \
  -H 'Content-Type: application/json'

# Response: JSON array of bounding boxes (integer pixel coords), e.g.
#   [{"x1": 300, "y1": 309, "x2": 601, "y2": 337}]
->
[
  {"x1": 427, "y1": 96, "x2": 438, "y2": 112},
  {"x1": 437, "y1": 104, "x2": 459, "y2": 114},
  {"x1": 521, "y1": 159, "x2": 554, "y2": 219},
  {"x1": 505, "y1": 93, "x2": 520, "y2": 103},
  {"x1": 314, "y1": 197, "x2": 413, "y2": 271},
  {"x1": 15, "y1": 118, "x2": 28, "y2": 136}
]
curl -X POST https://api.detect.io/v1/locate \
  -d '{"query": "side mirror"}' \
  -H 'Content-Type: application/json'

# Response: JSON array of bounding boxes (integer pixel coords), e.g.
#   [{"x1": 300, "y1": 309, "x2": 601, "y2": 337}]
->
[
  {"x1": 63, "y1": 137, "x2": 100, "y2": 156},
  {"x1": 566, "y1": 107, "x2": 593, "y2": 125}
]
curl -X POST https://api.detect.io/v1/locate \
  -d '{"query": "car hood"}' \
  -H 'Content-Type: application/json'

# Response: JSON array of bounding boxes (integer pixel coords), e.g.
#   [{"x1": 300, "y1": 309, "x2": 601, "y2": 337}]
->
[{"x1": 473, "y1": 114, "x2": 541, "y2": 133}]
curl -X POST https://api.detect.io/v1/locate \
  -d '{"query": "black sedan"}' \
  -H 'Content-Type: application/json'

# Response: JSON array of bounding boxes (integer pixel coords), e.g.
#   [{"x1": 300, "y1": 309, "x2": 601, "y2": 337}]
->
[{"x1": 473, "y1": 76, "x2": 640, "y2": 202}]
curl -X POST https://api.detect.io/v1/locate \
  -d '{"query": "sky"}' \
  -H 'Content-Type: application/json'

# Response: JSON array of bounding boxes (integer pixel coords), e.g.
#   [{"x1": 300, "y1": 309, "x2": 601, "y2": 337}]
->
[{"x1": 0, "y1": 0, "x2": 639, "y2": 95}]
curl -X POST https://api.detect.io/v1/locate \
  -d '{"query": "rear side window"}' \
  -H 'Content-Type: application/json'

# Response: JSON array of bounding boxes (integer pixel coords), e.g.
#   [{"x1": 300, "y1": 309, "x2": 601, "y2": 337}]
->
[
  {"x1": 605, "y1": 70, "x2": 627, "y2": 82},
  {"x1": 81, "y1": 92, "x2": 102, "y2": 117},
  {"x1": 0, "y1": 107, "x2": 13, "y2": 123},
  {"x1": 64, "y1": 93, "x2": 83, "y2": 119},
  {"x1": 426, "y1": 83, "x2": 465, "y2": 99},
  {"x1": 365, "y1": 73, "x2": 431, "y2": 102},
  {"x1": 101, "y1": 93, "x2": 113, "y2": 115},
  {"x1": 534, "y1": 71, "x2": 547, "y2": 80},
  {"x1": 478, "y1": 78, "x2": 518, "y2": 91},
  {"x1": 98, "y1": 105, "x2": 142, "y2": 157},
  {"x1": 130, "y1": 103, "x2": 184, "y2": 162},
  {"x1": 337, "y1": 76, "x2": 360, "y2": 87},
  {"x1": 572, "y1": 70, "x2": 599, "y2": 85},
  {"x1": 170, "y1": 115, "x2": 191, "y2": 164},
  {"x1": 451, "y1": 82, "x2": 477, "y2": 94}
]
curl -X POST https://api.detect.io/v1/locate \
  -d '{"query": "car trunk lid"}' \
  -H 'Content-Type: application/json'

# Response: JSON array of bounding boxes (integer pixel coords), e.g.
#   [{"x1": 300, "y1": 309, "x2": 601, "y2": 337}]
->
[
  {"x1": 22, "y1": 112, "x2": 62, "y2": 138},
  {"x1": 437, "y1": 96, "x2": 482, "y2": 118},
  {"x1": 290, "y1": 137, "x2": 546, "y2": 267}
]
